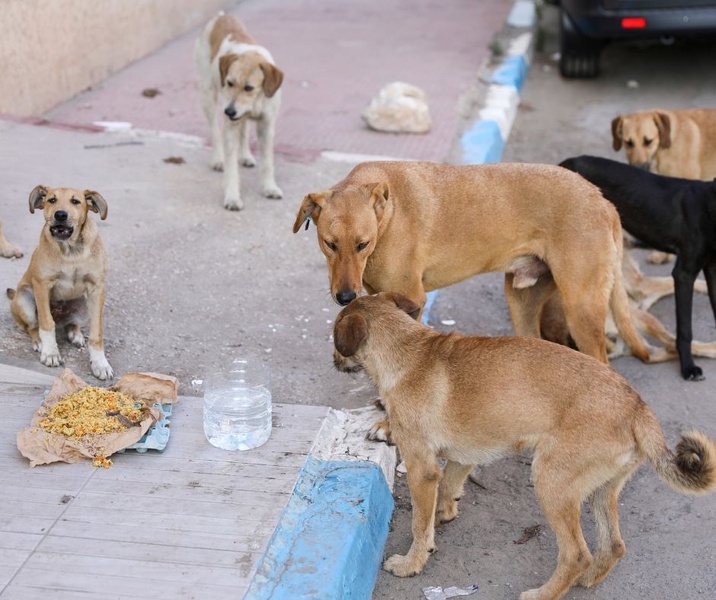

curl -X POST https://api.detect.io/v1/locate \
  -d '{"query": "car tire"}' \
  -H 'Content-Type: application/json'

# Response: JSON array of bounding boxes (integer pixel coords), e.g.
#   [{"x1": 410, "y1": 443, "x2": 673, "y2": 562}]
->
[{"x1": 559, "y1": 8, "x2": 603, "y2": 78}]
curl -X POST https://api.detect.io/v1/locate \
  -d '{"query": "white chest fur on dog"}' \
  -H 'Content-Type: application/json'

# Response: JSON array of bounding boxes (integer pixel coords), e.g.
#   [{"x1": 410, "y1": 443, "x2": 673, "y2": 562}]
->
[{"x1": 195, "y1": 12, "x2": 284, "y2": 211}]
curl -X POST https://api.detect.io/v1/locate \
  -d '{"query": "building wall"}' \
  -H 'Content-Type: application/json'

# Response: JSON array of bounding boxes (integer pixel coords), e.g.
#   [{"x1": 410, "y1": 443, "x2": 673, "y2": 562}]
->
[{"x1": 0, "y1": 0, "x2": 236, "y2": 116}]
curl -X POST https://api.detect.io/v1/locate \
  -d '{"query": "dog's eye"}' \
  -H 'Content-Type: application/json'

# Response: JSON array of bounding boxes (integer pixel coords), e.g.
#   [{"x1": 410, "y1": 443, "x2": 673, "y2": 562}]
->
[
  {"x1": 48, "y1": 197, "x2": 57, "y2": 204},
  {"x1": 643, "y1": 138, "x2": 653, "y2": 147},
  {"x1": 357, "y1": 241, "x2": 369, "y2": 252},
  {"x1": 225, "y1": 80, "x2": 234, "y2": 88},
  {"x1": 71, "y1": 198, "x2": 81, "y2": 205},
  {"x1": 324, "y1": 240, "x2": 337, "y2": 252},
  {"x1": 625, "y1": 140, "x2": 634, "y2": 148},
  {"x1": 244, "y1": 84, "x2": 254, "y2": 92}
]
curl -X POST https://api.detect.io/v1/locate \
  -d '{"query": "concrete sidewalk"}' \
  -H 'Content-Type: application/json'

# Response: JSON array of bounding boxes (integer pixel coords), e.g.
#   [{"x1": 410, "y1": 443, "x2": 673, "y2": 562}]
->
[{"x1": 0, "y1": 1, "x2": 537, "y2": 597}]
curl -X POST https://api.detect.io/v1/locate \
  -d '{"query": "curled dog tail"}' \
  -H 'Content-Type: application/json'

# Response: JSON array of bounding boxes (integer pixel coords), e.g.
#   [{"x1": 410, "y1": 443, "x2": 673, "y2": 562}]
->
[
  {"x1": 6, "y1": 288, "x2": 15, "y2": 300},
  {"x1": 635, "y1": 405, "x2": 716, "y2": 495}
]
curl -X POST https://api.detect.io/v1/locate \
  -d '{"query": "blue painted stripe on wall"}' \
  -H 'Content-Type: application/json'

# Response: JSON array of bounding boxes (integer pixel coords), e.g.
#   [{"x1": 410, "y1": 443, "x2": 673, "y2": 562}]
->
[{"x1": 246, "y1": 456, "x2": 394, "y2": 600}]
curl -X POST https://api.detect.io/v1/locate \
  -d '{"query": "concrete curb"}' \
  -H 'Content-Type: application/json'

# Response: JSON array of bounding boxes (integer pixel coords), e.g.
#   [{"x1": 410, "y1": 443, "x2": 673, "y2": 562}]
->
[
  {"x1": 245, "y1": 4, "x2": 539, "y2": 598},
  {"x1": 246, "y1": 406, "x2": 396, "y2": 600}
]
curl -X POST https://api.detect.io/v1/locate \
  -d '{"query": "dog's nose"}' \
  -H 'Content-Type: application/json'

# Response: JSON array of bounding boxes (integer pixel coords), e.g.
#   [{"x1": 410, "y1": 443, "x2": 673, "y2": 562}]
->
[
  {"x1": 224, "y1": 105, "x2": 237, "y2": 119},
  {"x1": 336, "y1": 291, "x2": 357, "y2": 306},
  {"x1": 54, "y1": 210, "x2": 68, "y2": 222}
]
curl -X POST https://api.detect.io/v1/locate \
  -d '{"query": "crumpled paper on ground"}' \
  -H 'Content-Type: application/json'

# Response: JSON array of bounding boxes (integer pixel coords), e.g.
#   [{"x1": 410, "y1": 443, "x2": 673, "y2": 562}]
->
[{"x1": 17, "y1": 368, "x2": 178, "y2": 467}]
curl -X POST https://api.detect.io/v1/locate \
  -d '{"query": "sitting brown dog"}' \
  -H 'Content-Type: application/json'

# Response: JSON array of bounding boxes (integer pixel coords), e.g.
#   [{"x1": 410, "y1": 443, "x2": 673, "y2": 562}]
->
[
  {"x1": 6, "y1": 186, "x2": 113, "y2": 380},
  {"x1": 333, "y1": 292, "x2": 716, "y2": 600}
]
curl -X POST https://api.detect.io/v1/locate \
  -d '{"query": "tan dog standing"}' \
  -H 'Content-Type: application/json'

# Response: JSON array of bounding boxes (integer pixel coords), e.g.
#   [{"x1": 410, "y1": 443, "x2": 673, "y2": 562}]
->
[
  {"x1": 0, "y1": 218, "x2": 22, "y2": 258},
  {"x1": 611, "y1": 108, "x2": 716, "y2": 180},
  {"x1": 6, "y1": 186, "x2": 113, "y2": 380},
  {"x1": 195, "y1": 12, "x2": 284, "y2": 210},
  {"x1": 333, "y1": 292, "x2": 716, "y2": 600},
  {"x1": 294, "y1": 160, "x2": 649, "y2": 365}
]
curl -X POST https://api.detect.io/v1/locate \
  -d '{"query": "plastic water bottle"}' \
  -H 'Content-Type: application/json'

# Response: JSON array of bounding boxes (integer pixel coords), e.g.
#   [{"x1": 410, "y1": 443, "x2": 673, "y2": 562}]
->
[{"x1": 203, "y1": 359, "x2": 272, "y2": 451}]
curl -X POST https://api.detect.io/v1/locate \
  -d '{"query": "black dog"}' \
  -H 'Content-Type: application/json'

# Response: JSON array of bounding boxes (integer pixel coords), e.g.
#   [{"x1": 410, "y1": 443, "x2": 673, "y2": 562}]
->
[{"x1": 559, "y1": 155, "x2": 716, "y2": 381}]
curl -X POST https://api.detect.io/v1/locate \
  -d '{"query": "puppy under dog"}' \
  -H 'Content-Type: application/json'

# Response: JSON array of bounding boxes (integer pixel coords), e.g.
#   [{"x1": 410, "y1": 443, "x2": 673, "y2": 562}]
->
[
  {"x1": 195, "y1": 12, "x2": 284, "y2": 210},
  {"x1": 6, "y1": 186, "x2": 113, "y2": 380},
  {"x1": 333, "y1": 292, "x2": 716, "y2": 600}
]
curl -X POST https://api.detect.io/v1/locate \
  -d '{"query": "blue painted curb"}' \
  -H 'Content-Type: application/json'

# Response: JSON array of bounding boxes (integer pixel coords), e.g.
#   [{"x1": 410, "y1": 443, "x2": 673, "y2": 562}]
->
[
  {"x1": 460, "y1": 120, "x2": 505, "y2": 166},
  {"x1": 245, "y1": 457, "x2": 395, "y2": 600},
  {"x1": 490, "y1": 54, "x2": 529, "y2": 91}
]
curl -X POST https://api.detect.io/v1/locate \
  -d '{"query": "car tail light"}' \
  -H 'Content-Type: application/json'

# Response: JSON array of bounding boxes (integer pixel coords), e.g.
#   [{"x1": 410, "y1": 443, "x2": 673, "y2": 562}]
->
[{"x1": 621, "y1": 17, "x2": 647, "y2": 29}]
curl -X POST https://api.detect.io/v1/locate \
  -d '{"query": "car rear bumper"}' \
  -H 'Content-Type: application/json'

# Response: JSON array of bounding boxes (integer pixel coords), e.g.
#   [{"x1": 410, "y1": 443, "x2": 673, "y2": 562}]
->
[{"x1": 563, "y1": 1, "x2": 716, "y2": 39}]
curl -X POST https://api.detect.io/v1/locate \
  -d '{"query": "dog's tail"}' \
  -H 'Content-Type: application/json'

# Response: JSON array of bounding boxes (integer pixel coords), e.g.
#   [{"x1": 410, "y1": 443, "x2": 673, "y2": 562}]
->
[
  {"x1": 634, "y1": 404, "x2": 716, "y2": 495},
  {"x1": 609, "y1": 225, "x2": 650, "y2": 363},
  {"x1": 6, "y1": 288, "x2": 15, "y2": 300}
]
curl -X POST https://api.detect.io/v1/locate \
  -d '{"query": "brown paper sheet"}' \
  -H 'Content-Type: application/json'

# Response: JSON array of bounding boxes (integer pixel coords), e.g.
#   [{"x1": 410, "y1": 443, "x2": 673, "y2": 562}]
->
[{"x1": 16, "y1": 368, "x2": 178, "y2": 467}]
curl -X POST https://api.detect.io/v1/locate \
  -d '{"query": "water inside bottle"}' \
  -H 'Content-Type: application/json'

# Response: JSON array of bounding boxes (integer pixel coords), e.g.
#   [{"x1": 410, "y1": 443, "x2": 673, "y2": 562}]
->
[{"x1": 203, "y1": 385, "x2": 272, "y2": 451}]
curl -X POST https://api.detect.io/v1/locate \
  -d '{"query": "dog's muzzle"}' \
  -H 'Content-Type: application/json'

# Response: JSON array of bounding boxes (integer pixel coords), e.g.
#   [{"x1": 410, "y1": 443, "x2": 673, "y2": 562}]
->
[
  {"x1": 50, "y1": 211, "x2": 74, "y2": 240},
  {"x1": 224, "y1": 105, "x2": 245, "y2": 121}
]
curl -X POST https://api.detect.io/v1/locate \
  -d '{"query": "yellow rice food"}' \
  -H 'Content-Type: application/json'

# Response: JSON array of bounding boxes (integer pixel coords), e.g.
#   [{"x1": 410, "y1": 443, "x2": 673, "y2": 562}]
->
[{"x1": 39, "y1": 386, "x2": 145, "y2": 440}]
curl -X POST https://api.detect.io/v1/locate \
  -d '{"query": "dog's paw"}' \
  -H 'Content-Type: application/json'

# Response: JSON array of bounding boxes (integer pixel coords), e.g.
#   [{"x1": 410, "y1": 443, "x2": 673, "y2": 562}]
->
[
  {"x1": 91, "y1": 358, "x2": 114, "y2": 381},
  {"x1": 682, "y1": 365, "x2": 705, "y2": 381},
  {"x1": 40, "y1": 349, "x2": 62, "y2": 368},
  {"x1": 262, "y1": 183, "x2": 283, "y2": 199},
  {"x1": 240, "y1": 155, "x2": 256, "y2": 168},
  {"x1": 383, "y1": 554, "x2": 423, "y2": 578},
  {"x1": 223, "y1": 196, "x2": 244, "y2": 211},
  {"x1": 0, "y1": 244, "x2": 23, "y2": 258},
  {"x1": 211, "y1": 153, "x2": 224, "y2": 171},
  {"x1": 67, "y1": 328, "x2": 85, "y2": 348},
  {"x1": 367, "y1": 419, "x2": 393, "y2": 444}
]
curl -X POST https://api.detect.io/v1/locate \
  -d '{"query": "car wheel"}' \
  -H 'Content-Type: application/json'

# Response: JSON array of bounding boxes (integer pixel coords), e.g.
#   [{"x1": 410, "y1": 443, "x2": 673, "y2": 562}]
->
[{"x1": 559, "y1": 8, "x2": 602, "y2": 78}]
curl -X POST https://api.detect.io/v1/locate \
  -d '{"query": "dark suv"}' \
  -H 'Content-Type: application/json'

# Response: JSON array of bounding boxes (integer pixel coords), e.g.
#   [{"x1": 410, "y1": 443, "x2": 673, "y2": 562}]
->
[{"x1": 558, "y1": 0, "x2": 716, "y2": 78}]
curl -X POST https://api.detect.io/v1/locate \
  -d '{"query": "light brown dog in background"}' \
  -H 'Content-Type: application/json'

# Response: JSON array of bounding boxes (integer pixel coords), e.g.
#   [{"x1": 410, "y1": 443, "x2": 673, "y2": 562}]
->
[
  {"x1": 333, "y1": 292, "x2": 716, "y2": 600},
  {"x1": 6, "y1": 186, "x2": 113, "y2": 380},
  {"x1": 611, "y1": 108, "x2": 716, "y2": 180},
  {"x1": 0, "y1": 219, "x2": 22, "y2": 258},
  {"x1": 195, "y1": 12, "x2": 284, "y2": 210}
]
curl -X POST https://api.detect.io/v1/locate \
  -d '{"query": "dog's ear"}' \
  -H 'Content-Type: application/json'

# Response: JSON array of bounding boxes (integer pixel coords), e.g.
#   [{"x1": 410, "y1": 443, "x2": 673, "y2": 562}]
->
[
  {"x1": 260, "y1": 62, "x2": 284, "y2": 98},
  {"x1": 654, "y1": 111, "x2": 672, "y2": 149},
  {"x1": 292, "y1": 191, "x2": 331, "y2": 233},
  {"x1": 386, "y1": 292, "x2": 422, "y2": 321},
  {"x1": 85, "y1": 190, "x2": 108, "y2": 220},
  {"x1": 334, "y1": 313, "x2": 369, "y2": 357},
  {"x1": 367, "y1": 182, "x2": 390, "y2": 222},
  {"x1": 28, "y1": 185, "x2": 49, "y2": 214},
  {"x1": 611, "y1": 116, "x2": 623, "y2": 151},
  {"x1": 219, "y1": 53, "x2": 238, "y2": 87}
]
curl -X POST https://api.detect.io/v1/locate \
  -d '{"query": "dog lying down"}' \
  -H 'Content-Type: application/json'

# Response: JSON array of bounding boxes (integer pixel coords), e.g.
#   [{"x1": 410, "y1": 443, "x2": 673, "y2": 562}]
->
[
  {"x1": 540, "y1": 250, "x2": 716, "y2": 365},
  {"x1": 333, "y1": 293, "x2": 716, "y2": 600}
]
